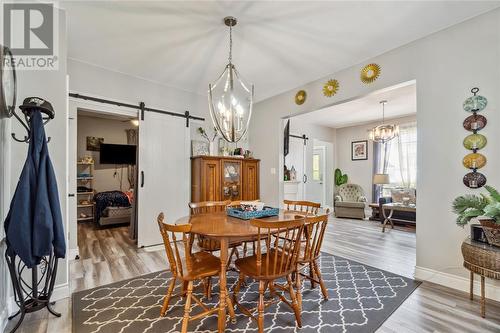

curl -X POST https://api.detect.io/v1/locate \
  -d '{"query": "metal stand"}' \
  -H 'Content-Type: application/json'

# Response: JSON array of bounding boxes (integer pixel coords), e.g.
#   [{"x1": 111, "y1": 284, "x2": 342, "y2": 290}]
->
[{"x1": 5, "y1": 250, "x2": 60, "y2": 333}]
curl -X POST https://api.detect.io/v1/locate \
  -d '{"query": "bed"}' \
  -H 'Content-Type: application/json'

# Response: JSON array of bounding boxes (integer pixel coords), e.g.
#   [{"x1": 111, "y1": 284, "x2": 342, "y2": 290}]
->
[{"x1": 94, "y1": 191, "x2": 132, "y2": 226}]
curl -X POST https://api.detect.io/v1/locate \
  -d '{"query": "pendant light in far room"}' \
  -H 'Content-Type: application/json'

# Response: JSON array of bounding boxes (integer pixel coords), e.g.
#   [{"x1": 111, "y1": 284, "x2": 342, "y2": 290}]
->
[
  {"x1": 368, "y1": 100, "x2": 399, "y2": 143},
  {"x1": 208, "y1": 16, "x2": 254, "y2": 143}
]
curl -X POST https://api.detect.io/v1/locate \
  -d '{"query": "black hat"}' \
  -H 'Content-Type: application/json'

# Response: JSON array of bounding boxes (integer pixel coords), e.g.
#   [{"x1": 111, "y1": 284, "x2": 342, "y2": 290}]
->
[{"x1": 19, "y1": 97, "x2": 55, "y2": 119}]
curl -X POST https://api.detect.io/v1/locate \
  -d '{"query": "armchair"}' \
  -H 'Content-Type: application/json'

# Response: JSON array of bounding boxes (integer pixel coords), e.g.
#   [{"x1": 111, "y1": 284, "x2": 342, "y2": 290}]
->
[{"x1": 334, "y1": 184, "x2": 367, "y2": 219}]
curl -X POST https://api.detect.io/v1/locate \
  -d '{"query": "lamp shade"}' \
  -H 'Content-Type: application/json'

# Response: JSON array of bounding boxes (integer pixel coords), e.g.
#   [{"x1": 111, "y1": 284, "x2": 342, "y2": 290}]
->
[{"x1": 373, "y1": 173, "x2": 390, "y2": 184}]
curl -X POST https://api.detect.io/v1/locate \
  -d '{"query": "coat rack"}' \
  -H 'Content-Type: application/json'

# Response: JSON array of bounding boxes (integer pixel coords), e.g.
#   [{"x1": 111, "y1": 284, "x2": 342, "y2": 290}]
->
[
  {"x1": 5, "y1": 251, "x2": 60, "y2": 333},
  {"x1": 11, "y1": 104, "x2": 54, "y2": 143},
  {"x1": 6, "y1": 100, "x2": 61, "y2": 333}
]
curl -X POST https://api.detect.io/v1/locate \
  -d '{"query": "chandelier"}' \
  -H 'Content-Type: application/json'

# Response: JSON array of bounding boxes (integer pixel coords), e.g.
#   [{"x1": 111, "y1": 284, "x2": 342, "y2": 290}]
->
[
  {"x1": 208, "y1": 16, "x2": 254, "y2": 143},
  {"x1": 368, "y1": 100, "x2": 399, "y2": 143}
]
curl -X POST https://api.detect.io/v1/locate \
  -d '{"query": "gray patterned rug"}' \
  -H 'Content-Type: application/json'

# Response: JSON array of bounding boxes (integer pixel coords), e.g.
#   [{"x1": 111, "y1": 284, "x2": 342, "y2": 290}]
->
[{"x1": 72, "y1": 254, "x2": 420, "y2": 333}]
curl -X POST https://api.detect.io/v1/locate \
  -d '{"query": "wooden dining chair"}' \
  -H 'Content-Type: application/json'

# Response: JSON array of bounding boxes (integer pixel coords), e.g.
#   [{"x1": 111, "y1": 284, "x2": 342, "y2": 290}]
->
[
  {"x1": 157, "y1": 213, "x2": 235, "y2": 333},
  {"x1": 189, "y1": 200, "x2": 243, "y2": 264},
  {"x1": 283, "y1": 200, "x2": 321, "y2": 214},
  {"x1": 295, "y1": 211, "x2": 330, "y2": 310},
  {"x1": 232, "y1": 216, "x2": 306, "y2": 333}
]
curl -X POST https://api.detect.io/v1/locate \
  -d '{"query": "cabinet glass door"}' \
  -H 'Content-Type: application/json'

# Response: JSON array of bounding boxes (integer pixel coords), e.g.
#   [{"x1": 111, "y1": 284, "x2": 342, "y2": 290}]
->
[{"x1": 222, "y1": 160, "x2": 241, "y2": 201}]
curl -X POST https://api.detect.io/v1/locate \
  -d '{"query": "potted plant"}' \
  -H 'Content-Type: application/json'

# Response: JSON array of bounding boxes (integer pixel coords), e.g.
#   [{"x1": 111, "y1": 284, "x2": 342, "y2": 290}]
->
[{"x1": 452, "y1": 185, "x2": 500, "y2": 247}]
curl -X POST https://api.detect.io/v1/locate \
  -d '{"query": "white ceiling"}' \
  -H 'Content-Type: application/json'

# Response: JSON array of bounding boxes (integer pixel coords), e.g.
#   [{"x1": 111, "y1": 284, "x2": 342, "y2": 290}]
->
[
  {"x1": 61, "y1": 1, "x2": 500, "y2": 101},
  {"x1": 293, "y1": 81, "x2": 416, "y2": 128}
]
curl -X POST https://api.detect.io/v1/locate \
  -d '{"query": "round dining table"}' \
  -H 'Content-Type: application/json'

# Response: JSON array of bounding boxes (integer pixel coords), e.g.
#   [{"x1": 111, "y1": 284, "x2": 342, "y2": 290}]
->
[{"x1": 175, "y1": 210, "x2": 303, "y2": 333}]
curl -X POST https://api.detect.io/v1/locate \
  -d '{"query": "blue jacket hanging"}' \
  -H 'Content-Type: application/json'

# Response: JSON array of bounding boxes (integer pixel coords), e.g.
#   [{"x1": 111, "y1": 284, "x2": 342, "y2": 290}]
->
[{"x1": 4, "y1": 110, "x2": 66, "y2": 268}]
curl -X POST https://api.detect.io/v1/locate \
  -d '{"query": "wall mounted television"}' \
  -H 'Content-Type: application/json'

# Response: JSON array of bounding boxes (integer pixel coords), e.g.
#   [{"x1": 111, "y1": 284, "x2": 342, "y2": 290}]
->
[{"x1": 100, "y1": 143, "x2": 137, "y2": 165}]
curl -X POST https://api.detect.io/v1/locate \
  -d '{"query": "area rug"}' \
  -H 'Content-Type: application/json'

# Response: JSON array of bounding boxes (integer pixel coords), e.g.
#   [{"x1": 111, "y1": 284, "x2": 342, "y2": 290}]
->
[{"x1": 72, "y1": 254, "x2": 420, "y2": 333}]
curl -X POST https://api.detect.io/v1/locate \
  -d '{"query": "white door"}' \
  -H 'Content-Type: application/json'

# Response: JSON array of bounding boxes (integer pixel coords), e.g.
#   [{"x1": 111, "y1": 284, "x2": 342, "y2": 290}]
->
[
  {"x1": 137, "y1": 112, "x2": 190, "y2": 248},
  {"x1": 307, "y1": 146, "x2": 326, "y2": 206},
  {"x1": 284, "y1": 138, "x2": 306, "y2": 200}
]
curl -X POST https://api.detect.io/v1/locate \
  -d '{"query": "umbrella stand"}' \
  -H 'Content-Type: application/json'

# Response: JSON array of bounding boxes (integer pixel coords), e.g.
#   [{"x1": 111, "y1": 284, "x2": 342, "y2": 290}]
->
[{"x1": 5, "y1": 251, "x2": 61, "y2": 333}]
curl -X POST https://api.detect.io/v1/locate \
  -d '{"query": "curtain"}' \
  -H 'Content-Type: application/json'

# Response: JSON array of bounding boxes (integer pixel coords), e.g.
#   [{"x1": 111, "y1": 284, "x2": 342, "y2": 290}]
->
[
  {"x1": 125, "y1": 128, "x2": 138, "y2": 240},
  {"x1": 396, "y1": 123, "x2": 417, "y2": 188},
  {"x1": 125, "y1": 129, "x2": 138, "y2": 188},
  {"x1": 372, "y1": 141, "x2": 391, "y2": 202},
  {"x1": 373, "y1": 122, "x2": 417, "y2": 202}
]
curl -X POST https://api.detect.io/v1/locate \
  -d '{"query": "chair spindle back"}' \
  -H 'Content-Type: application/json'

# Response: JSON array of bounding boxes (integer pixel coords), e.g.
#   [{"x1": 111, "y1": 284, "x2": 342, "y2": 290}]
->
[
  {"x1": 283, "y1": 200, "x2": 321, "y2": 215},
  {"x1": 299, "y1": 212, "x2": 329, "y2": 263},
  {"x1": 251, "y1": 216, "x2": 305, "y2": 277},
  {"x1": 157, "y1": 213, "x2": 193, "y2": 278},
  {"x1": 189, "y1": 200, "x2": 231, "y2": 215}
]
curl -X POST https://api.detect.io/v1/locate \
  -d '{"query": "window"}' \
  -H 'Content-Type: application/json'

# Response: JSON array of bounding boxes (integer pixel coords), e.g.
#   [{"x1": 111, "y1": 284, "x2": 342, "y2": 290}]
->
[
  {"x1": 312, "y1": 154, "x2": 320, "y2": 181},
  {"x1": 376, "y1": 122, "x2": 417, "y2": 197}
]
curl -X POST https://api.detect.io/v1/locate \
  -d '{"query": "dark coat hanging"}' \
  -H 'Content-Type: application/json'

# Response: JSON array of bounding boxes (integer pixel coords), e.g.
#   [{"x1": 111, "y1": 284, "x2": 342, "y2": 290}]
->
[{"x1": 4, "y1": 110, "x2": 66, "y2": 268}]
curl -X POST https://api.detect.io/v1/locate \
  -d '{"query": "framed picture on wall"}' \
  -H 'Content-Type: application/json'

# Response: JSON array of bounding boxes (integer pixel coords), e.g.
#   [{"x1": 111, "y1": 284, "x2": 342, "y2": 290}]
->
[
  {"x1": 351, "y1": 140, "x2": 368, "y2": 160},
  {"x1": 191, "y1": 140, "x2": 209, "y2": 156},
  {"x1": 86, "y1": 136, "x2": 104, "y2": 151}
]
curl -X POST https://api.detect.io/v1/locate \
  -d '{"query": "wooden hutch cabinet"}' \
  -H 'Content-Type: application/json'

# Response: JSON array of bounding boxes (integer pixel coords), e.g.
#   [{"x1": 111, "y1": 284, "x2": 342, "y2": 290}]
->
[{"x1": 191, "y1": 156, "x2": 260, "y2": 203}]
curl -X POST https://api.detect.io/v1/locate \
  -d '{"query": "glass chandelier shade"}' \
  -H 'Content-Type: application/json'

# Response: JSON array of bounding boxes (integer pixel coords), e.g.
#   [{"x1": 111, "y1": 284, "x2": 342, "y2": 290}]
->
[
  {"x1": 208, "y1": 17, "x2": 254, "y2": 143},
  {"x1": 368, "y1": 100, "x2": 399, "y2": 143}
]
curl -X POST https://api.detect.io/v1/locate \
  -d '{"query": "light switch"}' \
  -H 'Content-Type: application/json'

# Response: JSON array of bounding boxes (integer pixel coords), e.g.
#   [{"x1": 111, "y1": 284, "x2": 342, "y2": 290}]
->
[{"x1": 270, "y1": 168, "x2": 276, "y2": 175}]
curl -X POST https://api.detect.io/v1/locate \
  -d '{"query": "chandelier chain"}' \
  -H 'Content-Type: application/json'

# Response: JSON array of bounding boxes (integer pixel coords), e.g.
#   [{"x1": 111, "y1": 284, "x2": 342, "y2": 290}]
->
[
  {"x1": 382, "y1": 101, "x2": 385, "y2": 124},
  {"x1": 228, "y1": 24, "x2": 233, "y2": 64}
]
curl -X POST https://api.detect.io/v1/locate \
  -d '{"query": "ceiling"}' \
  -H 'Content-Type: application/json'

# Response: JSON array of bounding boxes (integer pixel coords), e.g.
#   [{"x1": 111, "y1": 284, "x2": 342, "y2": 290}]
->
[
  {"x1": 292, "y1": 81, "x2": 416, "y2": 128},
  {"x1": 61, "y1": 1, "x2": 500, "y2": 101}
]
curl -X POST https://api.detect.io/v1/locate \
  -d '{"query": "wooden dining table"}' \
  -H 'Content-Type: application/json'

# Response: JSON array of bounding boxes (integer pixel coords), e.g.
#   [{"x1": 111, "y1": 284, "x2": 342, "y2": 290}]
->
[{"x1": 175, "y1": 209, "x2": 304, "y2": 333}]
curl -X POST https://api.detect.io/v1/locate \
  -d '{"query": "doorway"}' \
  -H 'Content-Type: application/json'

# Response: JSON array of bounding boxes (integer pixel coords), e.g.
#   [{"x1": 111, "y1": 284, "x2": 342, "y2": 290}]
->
[{"x1": 309, "y1": 144, "x2": 326, "y2": 206}]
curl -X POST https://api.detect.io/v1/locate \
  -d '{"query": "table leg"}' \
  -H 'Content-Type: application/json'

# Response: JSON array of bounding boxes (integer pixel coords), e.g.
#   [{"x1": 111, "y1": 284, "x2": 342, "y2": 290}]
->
[
  {"x1": 469, "y1": 271, "x2": 474, "y2": 301},
  {"x1": 480, "y1": 275, "x2": 485, "y2": 318},
  {"x1": 218, "y1": 238, "x2": 229, "y2": 332},
  {"x1": 382, "y1": 208, "x2": 394, "y2": 233}
]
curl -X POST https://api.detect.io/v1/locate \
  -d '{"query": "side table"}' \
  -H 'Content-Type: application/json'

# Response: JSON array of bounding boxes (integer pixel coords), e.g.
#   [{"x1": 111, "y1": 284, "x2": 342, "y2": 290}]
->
[
  {"x1": 381, "y1": 203, "x2": 416, "y2": 232},
  {"x1": 461, "y1": 237, "x2": 500, "y2": 318}
]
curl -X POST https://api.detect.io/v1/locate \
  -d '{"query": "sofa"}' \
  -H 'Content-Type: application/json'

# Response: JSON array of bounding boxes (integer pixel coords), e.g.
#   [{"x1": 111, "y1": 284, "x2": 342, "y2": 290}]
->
[
  {"x1": 378, "y1": 188, "x2": 416, "y2": 225},
  {"x1": 334, "y1": 184, "x2": 367, "y2": 219}
]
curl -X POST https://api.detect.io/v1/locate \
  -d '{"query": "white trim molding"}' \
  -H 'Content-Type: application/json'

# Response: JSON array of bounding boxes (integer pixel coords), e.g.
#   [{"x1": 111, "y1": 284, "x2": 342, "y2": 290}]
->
[{"x1": 415, "y1": 266, "x2": 500, "y2": 302}]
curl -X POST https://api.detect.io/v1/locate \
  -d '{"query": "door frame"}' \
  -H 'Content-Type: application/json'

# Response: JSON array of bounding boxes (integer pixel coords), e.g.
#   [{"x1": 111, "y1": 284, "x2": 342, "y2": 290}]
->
[
  {"x1": 311, "y1": 145, "x2": 327, "y2": 207},
  {"x1": 67, "y1": 96, "x2": 139, "y2": 259}
]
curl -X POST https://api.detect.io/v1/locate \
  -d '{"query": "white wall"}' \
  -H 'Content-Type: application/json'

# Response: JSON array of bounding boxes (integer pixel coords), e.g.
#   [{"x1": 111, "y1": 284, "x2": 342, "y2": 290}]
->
[
  {"x1": 1, "y1": 9, "x2": 69, "y2": 328},
  {"x1": 77, "y1": 115, "x2": 134, "y2": 192},
  {"x1": 250, "y1": 9, "x2": 500, "y2": 298},
  {"x1": 336, "y1": 115, "x2": 416, "y2": 201},
  {"x1": 287, "y1": 120, "x2": 336, "y2": 207}
]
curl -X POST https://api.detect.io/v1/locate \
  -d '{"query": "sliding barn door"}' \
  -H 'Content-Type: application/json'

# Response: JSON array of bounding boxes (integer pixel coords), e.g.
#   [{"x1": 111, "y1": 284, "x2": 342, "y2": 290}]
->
[{"x1": 137, "y1": 112, "x2": 190, "y2": 248}]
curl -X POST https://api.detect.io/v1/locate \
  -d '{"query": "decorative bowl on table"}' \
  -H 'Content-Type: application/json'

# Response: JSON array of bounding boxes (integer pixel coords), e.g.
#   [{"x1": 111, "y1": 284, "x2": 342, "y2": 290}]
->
[{"x1": 227, "y1": 204, "x2": 279, "y2": 220}]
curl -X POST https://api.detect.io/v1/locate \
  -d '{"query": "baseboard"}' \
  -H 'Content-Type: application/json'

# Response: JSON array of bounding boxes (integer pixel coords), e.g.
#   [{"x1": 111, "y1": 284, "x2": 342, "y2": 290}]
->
[
  {"x1": 6, "y1": 283, "x2": 70, "y2": 317},
  {"x1": 415, "y1": 266, "x2": 500, "y2": 302},
  {"x1": 68, "y1": 248, "x2": 80, "y2": 260},
  {"x1": 142, "y1": 244, "x2": 164, "y2": 252}
]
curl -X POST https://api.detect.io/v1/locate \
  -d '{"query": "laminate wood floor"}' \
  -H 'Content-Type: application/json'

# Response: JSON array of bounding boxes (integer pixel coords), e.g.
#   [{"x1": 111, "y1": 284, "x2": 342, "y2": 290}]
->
[{"x1": 4, "y1": 217, "x2": 500, "y2": 333}]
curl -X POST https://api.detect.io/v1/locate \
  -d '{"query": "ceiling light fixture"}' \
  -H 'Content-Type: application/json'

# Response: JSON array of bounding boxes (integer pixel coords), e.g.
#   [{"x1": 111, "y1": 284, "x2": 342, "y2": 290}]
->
[
  {"x1": 368, "y1": 100, "x2": 399, "y2": 143},
  {"x1": 130, "y1": 119, "x2": 139, "y2": 127},
  {"x1": 208, "y1": 16, "x2": 254, "y2": 143}
]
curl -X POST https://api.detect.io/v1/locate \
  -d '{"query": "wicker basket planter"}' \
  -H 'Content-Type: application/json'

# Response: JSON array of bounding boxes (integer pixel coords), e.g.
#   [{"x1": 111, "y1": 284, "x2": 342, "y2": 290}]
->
[{"x1": 479, "y1": 219, "x2": 500, "y2": 248}]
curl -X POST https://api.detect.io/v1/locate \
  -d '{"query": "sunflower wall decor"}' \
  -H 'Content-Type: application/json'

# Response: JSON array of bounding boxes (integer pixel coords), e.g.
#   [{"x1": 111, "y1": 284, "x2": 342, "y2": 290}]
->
[
  {"x1": 295, "y1": 90, "x2": 307, "y2": 105},
  {"x1": 323, "y1": 79, "x2": 339, "y2": 97},
  {"x1": 360, "y1": 63, "x2": 381, "y2": 84}
]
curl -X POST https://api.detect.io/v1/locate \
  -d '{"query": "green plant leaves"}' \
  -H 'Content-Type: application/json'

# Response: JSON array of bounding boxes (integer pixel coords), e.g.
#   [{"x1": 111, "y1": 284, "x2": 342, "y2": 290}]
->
[
  {"x1": 485, "y1": 185, "x2": 500, "y2": 202},
  {"x1": 334, "y1": 168, "x2": 348, "y2": 186},
  {"x1": 452, "y1": 186, "x2": 500, "y2": 225}
]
